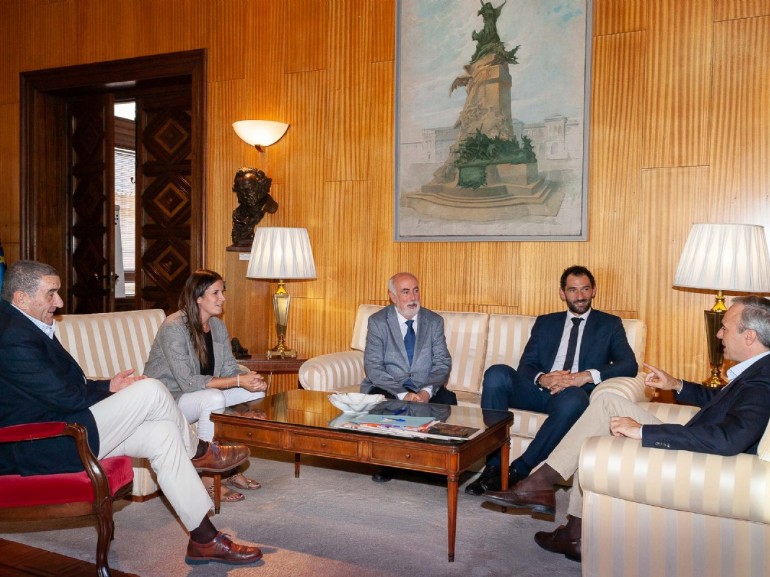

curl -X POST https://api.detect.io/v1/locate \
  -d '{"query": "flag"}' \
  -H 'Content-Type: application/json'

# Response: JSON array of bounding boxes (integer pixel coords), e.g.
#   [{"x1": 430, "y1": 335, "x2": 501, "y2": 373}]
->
[{"x1": 0, "y1": 239, "x2": 5, "y2": 295}]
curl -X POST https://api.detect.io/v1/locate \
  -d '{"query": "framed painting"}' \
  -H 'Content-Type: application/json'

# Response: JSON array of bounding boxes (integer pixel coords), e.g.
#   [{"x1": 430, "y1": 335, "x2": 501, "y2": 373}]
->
[{"x1": 395, "y1": 0, "x2": 593, "y2": 242}]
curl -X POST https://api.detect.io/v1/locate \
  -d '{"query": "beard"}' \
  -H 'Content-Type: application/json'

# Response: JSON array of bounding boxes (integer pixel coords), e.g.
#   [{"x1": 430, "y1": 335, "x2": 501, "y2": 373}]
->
[{"x1": 566, "y1": 298, "x2": 592, "y2": 315}]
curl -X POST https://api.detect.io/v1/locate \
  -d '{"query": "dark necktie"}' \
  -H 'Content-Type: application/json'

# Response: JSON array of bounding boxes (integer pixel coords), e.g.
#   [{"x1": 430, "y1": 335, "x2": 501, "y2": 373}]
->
[
  {"x1": 404, "y1": 319, "x2": 416, "y2": 365},
  {"x1": 562, "y1": 317, "x2": 583, "y2": 371}
]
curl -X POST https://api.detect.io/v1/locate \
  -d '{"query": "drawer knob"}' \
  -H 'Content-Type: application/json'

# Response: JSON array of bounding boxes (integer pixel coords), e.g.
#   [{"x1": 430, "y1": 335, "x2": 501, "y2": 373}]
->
[
  {"x1": 320, "y1": 442, "x2": 327, "y2": 448},
  {"x1": 404, "y1": 453, "x2": 411, "y2": 459}
]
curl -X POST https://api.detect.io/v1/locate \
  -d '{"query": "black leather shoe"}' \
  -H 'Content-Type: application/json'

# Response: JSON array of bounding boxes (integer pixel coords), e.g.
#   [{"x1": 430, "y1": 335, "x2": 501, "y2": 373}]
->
[
  {"x1": 465, "y1": 466, "x2": 501, "y2": 495},
  {"x1": 466, "y1": 465, "x2": 528, "y2": 496},
  {"x1": 508, "y1": 467, "x2": 527, "y2": 486},
  {"x1": 372, "y1": 468, "x2": 393, "y2": 482}
]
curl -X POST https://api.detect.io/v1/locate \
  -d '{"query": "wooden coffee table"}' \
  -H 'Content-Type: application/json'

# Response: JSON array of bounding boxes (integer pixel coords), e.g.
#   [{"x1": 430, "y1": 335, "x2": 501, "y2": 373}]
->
[{"x1": 211, "y1": 389, "x2": 512, "y2": 561}]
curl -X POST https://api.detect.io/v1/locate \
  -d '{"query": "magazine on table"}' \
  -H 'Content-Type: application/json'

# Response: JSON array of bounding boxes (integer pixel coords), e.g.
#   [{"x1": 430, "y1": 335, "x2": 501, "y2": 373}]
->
[{"x1": 329, "y1": 413, "x2": 481, "y2": 441}]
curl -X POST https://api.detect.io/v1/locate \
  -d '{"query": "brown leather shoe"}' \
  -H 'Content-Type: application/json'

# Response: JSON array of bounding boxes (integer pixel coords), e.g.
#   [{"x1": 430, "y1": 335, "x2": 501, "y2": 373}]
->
[
  {"x1": 185, "y1": 532, "x2": 263, "y2": 565},
  {"x1": 191, "y1": 442, "x2": 250, "y2": 473},
  {"x1": 483, "y1": 486, "x2": 555, "y2": 515},
  {"x1": 534, "y1": 525, "x2": 581, "y2": 562}
]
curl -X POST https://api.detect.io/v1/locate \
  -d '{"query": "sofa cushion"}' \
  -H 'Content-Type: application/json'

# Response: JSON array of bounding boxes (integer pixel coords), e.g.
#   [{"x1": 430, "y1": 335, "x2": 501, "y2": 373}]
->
[
  {"x1": 436, "y1": 310, "x2": 489, "y2": 395},
  {"x1": 54, "y1": 309, "x2": 166, "y2": 378},
  {"x1": 350, "y1": 305, "x2": 384, "y2": 352},
  {"x1": 483, "y1": 314, "x2": 537, "y2": 371},
  {"x1": 619, "y1": 318, "x2": 646, "y2": 366},
  {"x1": 749, "y1": 409, "x2": 770, "y2": 462}
]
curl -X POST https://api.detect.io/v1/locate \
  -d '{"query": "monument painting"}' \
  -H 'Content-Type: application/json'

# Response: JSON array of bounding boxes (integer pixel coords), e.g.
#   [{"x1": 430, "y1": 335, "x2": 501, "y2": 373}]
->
[{"x1": 395, "y1": 0, "x2": 592, "y2": 241}]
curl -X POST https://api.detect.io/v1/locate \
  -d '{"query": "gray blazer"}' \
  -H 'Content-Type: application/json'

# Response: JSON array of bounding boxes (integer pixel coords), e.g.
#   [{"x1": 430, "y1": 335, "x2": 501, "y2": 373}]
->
[
  {"x1": 143, "y1": 311, "x2": 242, "y2": 399},
  {"x1": 360, "y1": 305, "x2": 451, "y2": 398}
]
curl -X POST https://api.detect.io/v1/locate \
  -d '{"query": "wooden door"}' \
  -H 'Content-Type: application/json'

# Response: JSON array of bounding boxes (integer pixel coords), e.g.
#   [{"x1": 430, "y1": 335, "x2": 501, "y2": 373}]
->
[
  {"x1": 68, "y1": 95, "x2": 115, "y2": 313},
  {"x1": 20, "y1": 50, "x2": 206, "y2": 314},
  {"x1": 135, "y1": 87, "x2": 193, "y2": 312}
]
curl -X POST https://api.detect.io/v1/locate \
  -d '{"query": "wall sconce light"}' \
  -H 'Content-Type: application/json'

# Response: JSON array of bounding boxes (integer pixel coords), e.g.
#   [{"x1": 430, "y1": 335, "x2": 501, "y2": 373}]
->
[
  {"x1": 673, "y1": 223, "x2": 770, "y2": 387},
  {"x1": 246, "y1": 227, "x2": 316, "y2": 358},
  {"x1": 233, "y1": 120, "x2": 289, "y2": 152}
]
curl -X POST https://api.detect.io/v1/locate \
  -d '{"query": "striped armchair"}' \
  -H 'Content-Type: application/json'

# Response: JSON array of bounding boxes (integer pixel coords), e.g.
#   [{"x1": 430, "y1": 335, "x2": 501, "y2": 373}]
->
[
  {"x1": 579, "y1": 402, "x2": 770, "y2": 577},
  {"x1": 299, "y1": 304, "x2": 649, "y2": 465},
  {"x1": 54, "y1": 309, "x2": 167, "y2": 498}
]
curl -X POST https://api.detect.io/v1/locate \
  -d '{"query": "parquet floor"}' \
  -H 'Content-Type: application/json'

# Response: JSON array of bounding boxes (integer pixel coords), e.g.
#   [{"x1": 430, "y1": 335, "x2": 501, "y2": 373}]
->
[{"x1": 0, "y1": 538, "x2": 140, "y2": 577}]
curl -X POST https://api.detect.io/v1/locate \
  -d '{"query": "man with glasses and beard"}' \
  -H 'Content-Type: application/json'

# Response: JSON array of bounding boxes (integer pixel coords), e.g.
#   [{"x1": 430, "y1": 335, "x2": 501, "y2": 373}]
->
[{"x1": 465, "y1": 265, "x2": 638, "y2": 496}]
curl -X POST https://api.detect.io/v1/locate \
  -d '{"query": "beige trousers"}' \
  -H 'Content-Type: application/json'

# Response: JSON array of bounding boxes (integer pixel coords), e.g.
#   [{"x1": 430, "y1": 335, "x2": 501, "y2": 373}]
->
[
  {"x1": 89, "y1": 378, "x2": 213, "y2": 531},
  {"x1": 545, "y1": 393, "x2": 663, "y2": 518}
]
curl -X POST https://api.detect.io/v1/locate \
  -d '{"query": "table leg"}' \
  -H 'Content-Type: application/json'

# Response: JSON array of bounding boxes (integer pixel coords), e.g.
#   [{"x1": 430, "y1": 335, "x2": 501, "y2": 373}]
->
[
  {"x1": 294, "y1": 453, "x2": 301, "y2": 478},
  {"x1": 447, "y1": 473, "x2": 458, "y2": 562},
  {"x1": 500, "y1": 435, "x2": 510, "y2": 512},
  {"x1": 213, "y1": 472, "x2": 221, "y2": 514}
]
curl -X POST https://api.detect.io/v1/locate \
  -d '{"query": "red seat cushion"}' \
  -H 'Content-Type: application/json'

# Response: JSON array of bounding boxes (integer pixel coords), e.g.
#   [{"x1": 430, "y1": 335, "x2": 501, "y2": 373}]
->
[{"x1": 0, "y1": 456, "x2": 134, "y2": 507}]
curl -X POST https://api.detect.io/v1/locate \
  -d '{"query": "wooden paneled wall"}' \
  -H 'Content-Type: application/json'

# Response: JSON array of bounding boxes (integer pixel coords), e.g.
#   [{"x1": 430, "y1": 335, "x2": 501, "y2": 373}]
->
[{"x1": 2, "y1": 0, "x2": 770, "y2": 387}]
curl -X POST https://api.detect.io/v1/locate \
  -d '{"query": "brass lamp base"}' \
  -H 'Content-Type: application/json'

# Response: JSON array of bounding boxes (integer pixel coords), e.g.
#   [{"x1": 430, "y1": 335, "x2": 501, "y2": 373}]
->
[
  {"x1": 266, "y1": 346, "x2": 297, "y2": 359},
  {"x1": 702, "y1": 365, "x2": 727, "y2": 388},
  {"x1": 266, "y1": 280, "x2": 299, "y2": 359},
  {"x1": 703, "y1": 307, "x2": 726, "y2": 388}
]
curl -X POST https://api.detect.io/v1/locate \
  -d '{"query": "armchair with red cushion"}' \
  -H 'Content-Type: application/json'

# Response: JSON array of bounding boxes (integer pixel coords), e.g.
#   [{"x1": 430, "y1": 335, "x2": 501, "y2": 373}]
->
[{"x1": 0, "y1": 422, "x2": 134, "y2": 577}]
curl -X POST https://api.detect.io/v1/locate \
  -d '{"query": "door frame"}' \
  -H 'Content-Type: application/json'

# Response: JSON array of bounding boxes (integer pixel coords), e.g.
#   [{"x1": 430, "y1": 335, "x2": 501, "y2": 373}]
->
[{"x1": 20, "y1": 49, "x2": 207, "y2": 312}]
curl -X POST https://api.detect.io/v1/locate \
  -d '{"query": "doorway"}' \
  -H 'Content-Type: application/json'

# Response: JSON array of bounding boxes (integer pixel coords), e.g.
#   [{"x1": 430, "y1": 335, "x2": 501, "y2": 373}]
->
[{"x1": 20, "y1": 50, "x2": 206, "y2": 314}]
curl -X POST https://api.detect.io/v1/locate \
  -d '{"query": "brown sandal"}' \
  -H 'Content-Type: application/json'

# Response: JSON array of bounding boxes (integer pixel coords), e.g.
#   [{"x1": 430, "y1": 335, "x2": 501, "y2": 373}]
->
[
  {"x1": 224, "y1": 473, "x2": 261, "y2": 490},
  {"x1": 206, "y1": 482, "x2": 244, "y2": 502}
]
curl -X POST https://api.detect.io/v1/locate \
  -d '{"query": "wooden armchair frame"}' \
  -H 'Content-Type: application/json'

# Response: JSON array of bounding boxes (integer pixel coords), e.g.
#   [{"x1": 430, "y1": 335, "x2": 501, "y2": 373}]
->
[{"x1": 0, "y1": 422, "x2": 134, "y2": 577}]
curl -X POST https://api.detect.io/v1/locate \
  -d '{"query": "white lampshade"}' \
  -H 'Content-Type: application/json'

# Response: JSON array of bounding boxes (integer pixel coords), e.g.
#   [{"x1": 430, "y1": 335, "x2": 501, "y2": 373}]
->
[
  {"x1": 233, "y1": 120, "x2": 289, "y2": 150},
  {"x1": 247, "y1": 227, "x2": 316, "y2": 280},
  {"x1": 673, "y1": 223, "x2": 770, "y2": 293}
]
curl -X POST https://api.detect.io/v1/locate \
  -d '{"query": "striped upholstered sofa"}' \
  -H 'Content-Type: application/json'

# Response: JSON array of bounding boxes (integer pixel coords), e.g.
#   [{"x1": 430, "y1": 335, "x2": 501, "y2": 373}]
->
[
  {"x1": 579, "y1": 401, "x2": 770, "y2": 577},
  {"x1": 54, "y1": 308, "x2": 167, "y2": 498},
  {"x1": 299, "y1": 304, "x2": 649, "y2": 465}
]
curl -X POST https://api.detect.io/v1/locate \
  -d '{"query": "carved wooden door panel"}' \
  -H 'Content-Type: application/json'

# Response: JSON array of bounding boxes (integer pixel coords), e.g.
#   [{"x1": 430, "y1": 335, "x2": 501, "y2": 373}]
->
[
  {"x1": 135, "y1": 88, "x2": 193, "y2": 312},
  {"x1": 69, "y1": 95, "x2": 115, "y2": 313}
]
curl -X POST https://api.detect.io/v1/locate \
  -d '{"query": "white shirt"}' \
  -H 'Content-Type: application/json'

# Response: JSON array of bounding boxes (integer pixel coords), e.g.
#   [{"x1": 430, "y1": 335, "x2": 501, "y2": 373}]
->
[
  {"x1": 726, "y1": 350, "x2": 770, "y2": 382},
  {"x1": 13, "y1": 303, "x2": 56, "y2": 339},
  {"x1": 543, "y1": 309, "x2": 600, "y2": 384}
]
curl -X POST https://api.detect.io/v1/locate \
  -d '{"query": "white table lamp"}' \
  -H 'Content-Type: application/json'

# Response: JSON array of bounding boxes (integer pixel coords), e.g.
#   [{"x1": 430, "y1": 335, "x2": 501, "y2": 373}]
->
[
  {"x1": 673, "y1": 223, "x2": 770, "y2": 386},
  {"x1": 246, "y1": 227, "x2": 316, "y2": 358}
]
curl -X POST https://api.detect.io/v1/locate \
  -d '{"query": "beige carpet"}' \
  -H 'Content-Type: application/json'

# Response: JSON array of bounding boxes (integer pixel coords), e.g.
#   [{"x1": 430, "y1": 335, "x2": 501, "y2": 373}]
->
[{"x1": 0, "y1": 451, "x2": 582, "y2": 577}]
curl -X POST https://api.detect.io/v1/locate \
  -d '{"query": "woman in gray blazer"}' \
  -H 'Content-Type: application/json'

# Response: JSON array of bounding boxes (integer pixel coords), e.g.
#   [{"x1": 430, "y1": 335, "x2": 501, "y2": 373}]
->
[{"x1": 144, "y1": 269, "x2": 267, "y2": 502}]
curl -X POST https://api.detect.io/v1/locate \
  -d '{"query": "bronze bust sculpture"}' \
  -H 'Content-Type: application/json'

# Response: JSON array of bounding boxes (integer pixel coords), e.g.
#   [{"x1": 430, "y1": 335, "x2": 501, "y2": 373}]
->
[{"x1": 230, "y1": 167, "x2": 279, "y2": 247}]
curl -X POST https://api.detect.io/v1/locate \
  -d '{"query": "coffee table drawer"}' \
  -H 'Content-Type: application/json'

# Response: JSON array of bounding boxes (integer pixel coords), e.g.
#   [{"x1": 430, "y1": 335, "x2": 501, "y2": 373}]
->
[
  {"x1": 217, "y1": 424, "x2": 283, "y2": 447},
  {"x1": 370, "y1": 445, "x2": 447, "y2": 469},
  {"x1": 292, "y1": 433, "x2": 359, "y2": 457}
]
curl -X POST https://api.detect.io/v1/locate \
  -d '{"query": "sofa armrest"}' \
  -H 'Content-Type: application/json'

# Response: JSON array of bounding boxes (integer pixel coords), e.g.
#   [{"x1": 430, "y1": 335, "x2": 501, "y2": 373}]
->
[
  {"x1": 298, "y1": 351, "x2": 365, "y2": 392},
  {"x1": 579, "y1": 436, "x2": 770, "y2": 524},
  {"x1": 590, "y1": 373, "x2": 651, "y2": 403}
]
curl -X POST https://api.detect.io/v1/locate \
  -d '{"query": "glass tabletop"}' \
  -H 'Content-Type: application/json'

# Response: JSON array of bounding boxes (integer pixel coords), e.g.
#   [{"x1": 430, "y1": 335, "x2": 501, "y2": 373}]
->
[{"x1": 216, "y1": 389, "x2": 512, "y2": 444}]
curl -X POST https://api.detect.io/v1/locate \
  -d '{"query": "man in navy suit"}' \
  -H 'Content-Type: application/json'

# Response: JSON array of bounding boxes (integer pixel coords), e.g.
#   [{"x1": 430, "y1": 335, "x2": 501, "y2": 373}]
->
[
  {"x1": 466, "y1": 266, "x2": 638, "y2": 495},
  {"x1": 485, "y1": 296, "x2": 770, "y2": 562},
  {"x1": 0, "y1": 261, "x2": 263, "y2": 566}
]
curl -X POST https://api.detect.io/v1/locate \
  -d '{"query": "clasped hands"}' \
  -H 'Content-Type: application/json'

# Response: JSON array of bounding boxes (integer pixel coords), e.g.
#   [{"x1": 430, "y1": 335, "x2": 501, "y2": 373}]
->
[
  {"x1": 538, "y1": 370, "x2": 593, "y2": 395},
  {"x1": 403, "y1": 389, "x2": 430, "y2": 403},
  {"x1": 238, "y1": 371, "x2": 268, "y2": 393}
]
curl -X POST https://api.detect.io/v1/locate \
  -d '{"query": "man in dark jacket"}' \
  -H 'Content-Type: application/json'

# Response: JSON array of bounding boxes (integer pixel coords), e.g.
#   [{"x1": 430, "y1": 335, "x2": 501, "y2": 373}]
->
[
  {"x1": 484, "y1": 296, "x2": 770, "y2": 563},
  {"x1": 0, "y1": 260, "x2": 263, "y2": 566}
]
